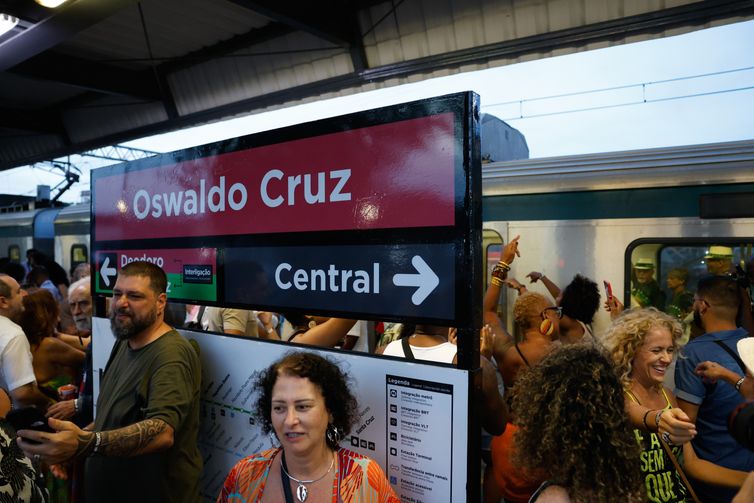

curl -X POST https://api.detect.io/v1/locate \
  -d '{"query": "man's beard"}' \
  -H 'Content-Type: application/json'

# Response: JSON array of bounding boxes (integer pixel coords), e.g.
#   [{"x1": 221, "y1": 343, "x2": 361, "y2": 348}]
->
[
  {"x1": 74, "y1": 316, "x2": 92, "y2": 333},
  {"x1": 110, "y1": 306, "x2": 157, "y2": 340}
]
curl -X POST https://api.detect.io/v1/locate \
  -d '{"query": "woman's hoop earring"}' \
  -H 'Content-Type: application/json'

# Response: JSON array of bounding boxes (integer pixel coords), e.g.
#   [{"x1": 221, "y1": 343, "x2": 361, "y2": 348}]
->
[
  {"x1": 326, "y1": 424, "x2": 342, "y2": 445},
  {"x1": 269, "y1": 431, "x2": 281, "y2": 448}
]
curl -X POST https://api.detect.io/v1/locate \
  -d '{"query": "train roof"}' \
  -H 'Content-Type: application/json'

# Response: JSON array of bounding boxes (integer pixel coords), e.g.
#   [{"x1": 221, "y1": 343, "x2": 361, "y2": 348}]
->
[{"x1": 482, "y1": 138, "x2": 754, "y2": 196}]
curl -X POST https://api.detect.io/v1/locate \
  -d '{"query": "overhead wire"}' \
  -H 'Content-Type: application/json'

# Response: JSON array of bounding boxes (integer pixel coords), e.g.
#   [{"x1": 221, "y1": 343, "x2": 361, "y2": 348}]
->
[{"x1": 485, "y1": 65, "x2": 754, "y2": 120}]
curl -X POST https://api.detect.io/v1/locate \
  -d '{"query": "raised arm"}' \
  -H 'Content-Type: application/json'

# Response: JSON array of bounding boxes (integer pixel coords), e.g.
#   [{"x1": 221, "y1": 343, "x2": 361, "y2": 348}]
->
[
  {"x1": 484, "y1": 236, "x2": 519, "y2": 354},
  {"x1": 289, "y1": 318, "x2": 357, "y2": 347},
  {"x1": 526, "y1": 271, "x2": 561, "y2": 300}
]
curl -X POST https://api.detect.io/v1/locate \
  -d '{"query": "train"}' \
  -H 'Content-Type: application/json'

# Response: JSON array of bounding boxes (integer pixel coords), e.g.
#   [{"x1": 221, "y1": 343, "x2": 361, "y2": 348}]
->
[{"x1": 2, "y1": 138, "x2": 753, "y2": 339}]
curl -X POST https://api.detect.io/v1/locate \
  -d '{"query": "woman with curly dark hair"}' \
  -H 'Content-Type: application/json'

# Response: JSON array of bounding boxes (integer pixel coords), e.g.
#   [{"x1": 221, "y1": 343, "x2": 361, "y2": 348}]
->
[
  {"x1": 607, "y1": 308, "x2": 748, "y2": 502},
  {"x1": 217, "y1": 351, "x2": 398, "y2": 503},
  {"x1": 512, "y1": 344, "x2": 644, "y2": 502}
]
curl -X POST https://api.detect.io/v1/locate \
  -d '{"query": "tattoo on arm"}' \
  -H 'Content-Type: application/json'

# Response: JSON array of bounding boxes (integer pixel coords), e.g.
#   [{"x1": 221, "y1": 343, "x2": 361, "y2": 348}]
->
[{"x1": 96, "y1": 418, "x2": 170, "y2": 457}]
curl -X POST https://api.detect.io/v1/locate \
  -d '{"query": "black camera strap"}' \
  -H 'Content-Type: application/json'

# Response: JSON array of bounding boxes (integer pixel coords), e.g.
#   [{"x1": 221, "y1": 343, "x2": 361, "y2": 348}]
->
[
  {"x1": 712, "y1": 339, "x2": 747, "y2": 375},
  {"x1": 401, "y1": 337, "x2": 415, "y2": 360}
]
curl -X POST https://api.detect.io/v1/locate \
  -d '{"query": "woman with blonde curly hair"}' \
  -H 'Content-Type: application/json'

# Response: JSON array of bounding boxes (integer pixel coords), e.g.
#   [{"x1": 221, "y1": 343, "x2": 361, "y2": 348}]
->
[
  {"x1": 607, "y1": 307, "x2": 748, "y2": 502},
  {"x1": 512, "y1": 344, "x2": 643, "y2": 502}
]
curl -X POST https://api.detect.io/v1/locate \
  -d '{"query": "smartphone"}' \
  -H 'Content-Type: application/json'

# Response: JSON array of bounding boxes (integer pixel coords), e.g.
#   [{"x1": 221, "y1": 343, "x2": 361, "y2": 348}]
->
[
  {"x1": 6, "y1": 407, "x2": 54, "y2": 436},
  {"x1": 603, "y1": 280, "x2": 613, "y2": 301}
]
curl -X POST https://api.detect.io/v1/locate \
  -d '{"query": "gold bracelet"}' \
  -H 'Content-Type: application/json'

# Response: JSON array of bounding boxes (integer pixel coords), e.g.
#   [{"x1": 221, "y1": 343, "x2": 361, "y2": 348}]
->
[
  {"x1": 497, "y1": 261, "x2": 511, "y2": 272},
  {"x1": 491, "y1": 277, "x2": 504, "y2": 287}
]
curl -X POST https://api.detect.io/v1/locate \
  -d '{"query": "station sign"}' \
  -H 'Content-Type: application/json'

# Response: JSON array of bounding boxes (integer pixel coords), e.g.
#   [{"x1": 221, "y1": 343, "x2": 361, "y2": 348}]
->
[
  {"x1": 91, "y1": 92, "x2": 480, "y2": 324},
  {"x1": 93, "y1": 113, "x2": 455, "y2": 241},
  {"x1": 224, "y1": 244, "x2": 455, "y2": 320},
  {"x1": 94, "y1": 248, "x2": 217, "y2": 302}
]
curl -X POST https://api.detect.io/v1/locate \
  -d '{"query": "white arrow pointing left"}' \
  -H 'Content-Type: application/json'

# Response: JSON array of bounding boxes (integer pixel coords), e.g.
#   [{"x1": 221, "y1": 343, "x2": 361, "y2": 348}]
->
[
  {"x1": 101, "y1": 257, "x2": 117, "y2": 288},
  {"x1": 392, "y1": 255, "x2": 440, "y2": 306}
]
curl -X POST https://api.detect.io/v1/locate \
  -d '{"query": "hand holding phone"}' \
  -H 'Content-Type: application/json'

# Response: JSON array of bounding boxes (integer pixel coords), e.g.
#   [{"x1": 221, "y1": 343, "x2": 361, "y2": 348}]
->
[
  {"x1": 7, "y1": 407, "x2": 54, "y2": 443},
  {"x1": 603, "y1": 280, "x2": 613, "y2": 301}
]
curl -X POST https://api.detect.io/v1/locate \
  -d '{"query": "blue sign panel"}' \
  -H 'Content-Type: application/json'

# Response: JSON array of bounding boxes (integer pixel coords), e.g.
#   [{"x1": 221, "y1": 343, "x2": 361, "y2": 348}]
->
[{"x1": 224, "y1": 244, "x2": 455, "y2": 320}]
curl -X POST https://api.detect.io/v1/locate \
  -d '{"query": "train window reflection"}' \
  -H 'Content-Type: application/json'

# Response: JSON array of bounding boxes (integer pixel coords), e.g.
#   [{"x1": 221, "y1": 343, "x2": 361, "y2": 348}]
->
[
  {"x1": 71, "y1": 244, "x2": 88, "y2": 267},
  {"x1": 629, "y1": 240, "x2": 753, "y2": 322},
  {"x1": 8, "y1": 244, "x2": 20, "y2": 262}
]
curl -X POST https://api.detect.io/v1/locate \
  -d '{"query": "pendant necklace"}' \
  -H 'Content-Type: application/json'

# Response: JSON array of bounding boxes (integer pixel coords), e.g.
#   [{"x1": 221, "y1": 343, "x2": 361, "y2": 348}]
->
[{"x1": 280, "y1": 451, "x2": 335, "y2": 503}]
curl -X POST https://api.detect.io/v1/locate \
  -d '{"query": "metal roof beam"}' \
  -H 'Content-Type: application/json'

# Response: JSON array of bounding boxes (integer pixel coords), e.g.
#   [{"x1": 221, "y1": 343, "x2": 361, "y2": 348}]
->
[
  {"x1": 158, "y1": 22, "x2": 295, "y2": 75},
  {"x1": 360, "y1": 0, "x2": 754, "y2": 80},
  {"x1": 0, "y1": 0, "x2": 138, "y2": 71},
  {"x1": 3, "y1": 0, "x2": 753, "y2": 170},
  {"x1": 10, "y1": 52, "x2": 162, "y2": 100},
  {"x1": 226, "y1": 1, "x2": 360, "y2": 47},
  {"x1": 0, "y1": 107, "x2": 65, "y2": 135},
  {"x1": 225, "y1": 1, "x2": 368, "y2": 71}
]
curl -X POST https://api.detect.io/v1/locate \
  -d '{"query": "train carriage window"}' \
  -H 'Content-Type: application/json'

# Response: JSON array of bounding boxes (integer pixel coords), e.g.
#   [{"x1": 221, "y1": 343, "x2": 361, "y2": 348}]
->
[
  {"x1": 71, "y1": 244, "x2": 88, "y2": 270},
  {"x1": 627, "y1": 240, "x2": 753, "y2": 323},
  {"x1": 8, "y1": 245, "x2": 20, "y2": 263}
]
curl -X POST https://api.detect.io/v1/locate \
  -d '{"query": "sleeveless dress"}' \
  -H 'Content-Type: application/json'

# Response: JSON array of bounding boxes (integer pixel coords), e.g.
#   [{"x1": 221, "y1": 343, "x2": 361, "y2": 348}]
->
[{"x1": 624, "y1": 388, "x2": 690, "y2": 503}]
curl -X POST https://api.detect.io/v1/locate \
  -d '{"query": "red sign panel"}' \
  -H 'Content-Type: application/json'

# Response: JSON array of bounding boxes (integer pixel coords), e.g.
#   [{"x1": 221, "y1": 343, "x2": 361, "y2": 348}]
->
[{"x1": 94, "y1": 113, "x2": 455, "y2": 241}]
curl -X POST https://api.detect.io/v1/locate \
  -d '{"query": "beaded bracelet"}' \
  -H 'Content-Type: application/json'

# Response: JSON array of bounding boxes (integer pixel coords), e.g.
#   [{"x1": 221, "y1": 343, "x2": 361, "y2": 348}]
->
[
  {"x1": 735, "y1": 376, "x2": 746, "y2": 392},
  {"x1": 654, "y1": 409, "x2": 665, "y2": 430},
  {"x1": 491, "y1": 268, "x2": 507, "y2": 281}
]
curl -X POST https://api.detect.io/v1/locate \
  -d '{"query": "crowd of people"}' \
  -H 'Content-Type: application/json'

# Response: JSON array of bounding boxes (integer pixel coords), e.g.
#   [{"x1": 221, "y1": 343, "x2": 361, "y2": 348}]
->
[{"x1": 1, "y1": 241, "x2": 754, "y2": 502}]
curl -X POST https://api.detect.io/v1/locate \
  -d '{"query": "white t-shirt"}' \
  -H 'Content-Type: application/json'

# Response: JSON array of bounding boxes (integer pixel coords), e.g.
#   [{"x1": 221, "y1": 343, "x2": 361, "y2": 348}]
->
[
  {"x1": 201, "y1": 308, "x2": 258, "y2": 337},
  {"x1": 0, "y1": 315, "x2": 37, "y2": 392},
  {"x1": 382, "y1": 338, "x2": 457, "y2": 364}
]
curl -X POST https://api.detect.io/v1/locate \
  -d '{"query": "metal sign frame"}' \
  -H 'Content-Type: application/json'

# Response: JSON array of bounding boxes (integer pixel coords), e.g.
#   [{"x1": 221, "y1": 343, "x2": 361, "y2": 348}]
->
[{"x1": 90, "y1": 91, "x2": 483, "y2": 501}]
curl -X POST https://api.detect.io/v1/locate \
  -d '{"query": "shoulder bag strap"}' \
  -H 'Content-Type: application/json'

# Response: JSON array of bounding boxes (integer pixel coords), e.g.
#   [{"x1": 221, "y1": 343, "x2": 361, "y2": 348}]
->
[
  {"x1": 401, "y1": 337, "x2": 415, "y2": 360},
  {"x1": 712, "y1": 339, "x2": 747, "y2": 374},
  {"x1": 659, "y1": 439, "x2": 701, "y2": 503}
]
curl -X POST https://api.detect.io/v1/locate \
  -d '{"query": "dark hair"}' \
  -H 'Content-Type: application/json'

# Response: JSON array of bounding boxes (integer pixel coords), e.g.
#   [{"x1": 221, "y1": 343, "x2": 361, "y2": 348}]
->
[
  {"x1": 254, "y1": 351, "x2": 358, "y2": 450},
  {"x1": 119, "y1": 262, "x2": 167, "y2": 295},
  {"x1": 25, "y1": 266, "x2": 50, "y2": 287},
  {"x1": 281, "y1": 312, "x2": 310, "y2": 329},
  {"x1": 697, "y1": 275, "x2": 739, "y2": 314},
  {"x1": 512, "y1": 345, "x2": 643, "y2": 502},
  {"x1": 20, "y1": 289, "x2": 59, "y2": 345},
  {"x1": 667, "y1": 268, "x2": 689, "y2": 284},
  {"x1": 0, "y1": 262, "x2": 25, "y2": 284},
  {"x1": 559, "y1": 274, "x2": 600, "y2": 324}
]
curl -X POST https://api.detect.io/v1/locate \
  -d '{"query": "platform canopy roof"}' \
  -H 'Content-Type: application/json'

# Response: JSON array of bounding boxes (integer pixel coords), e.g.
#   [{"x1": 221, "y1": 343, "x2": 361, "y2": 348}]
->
[{"x1": 1, "y1": 0, "x2": 752, "y2": 170}]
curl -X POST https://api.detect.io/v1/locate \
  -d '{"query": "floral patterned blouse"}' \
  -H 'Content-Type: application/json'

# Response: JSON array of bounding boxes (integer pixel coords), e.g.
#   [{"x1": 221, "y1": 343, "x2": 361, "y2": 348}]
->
[{"x1": 217, "y1": 447, "x2": 399, "y2": 503}]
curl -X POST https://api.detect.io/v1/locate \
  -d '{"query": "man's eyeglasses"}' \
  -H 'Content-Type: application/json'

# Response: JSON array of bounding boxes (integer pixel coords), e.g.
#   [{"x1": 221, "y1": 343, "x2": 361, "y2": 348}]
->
[{"x1": 541, "y1": 306, "x2": 563, "y2": 319}]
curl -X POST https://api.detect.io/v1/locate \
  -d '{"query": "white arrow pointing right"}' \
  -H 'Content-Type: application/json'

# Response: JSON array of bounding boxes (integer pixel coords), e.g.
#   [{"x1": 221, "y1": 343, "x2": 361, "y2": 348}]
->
[
  {"x1": 392, "y1": 255, "x2": 440, "y2": 306},
  {"x1": 101, "y1": 257, "x2": 117, "y2": 288}
]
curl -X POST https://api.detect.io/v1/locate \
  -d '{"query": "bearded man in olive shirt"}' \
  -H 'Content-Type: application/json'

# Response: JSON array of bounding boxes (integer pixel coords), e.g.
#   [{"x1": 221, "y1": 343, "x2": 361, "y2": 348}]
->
[{"x1": 18, "y1": 261, "x2": 202, "y2": 503}]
